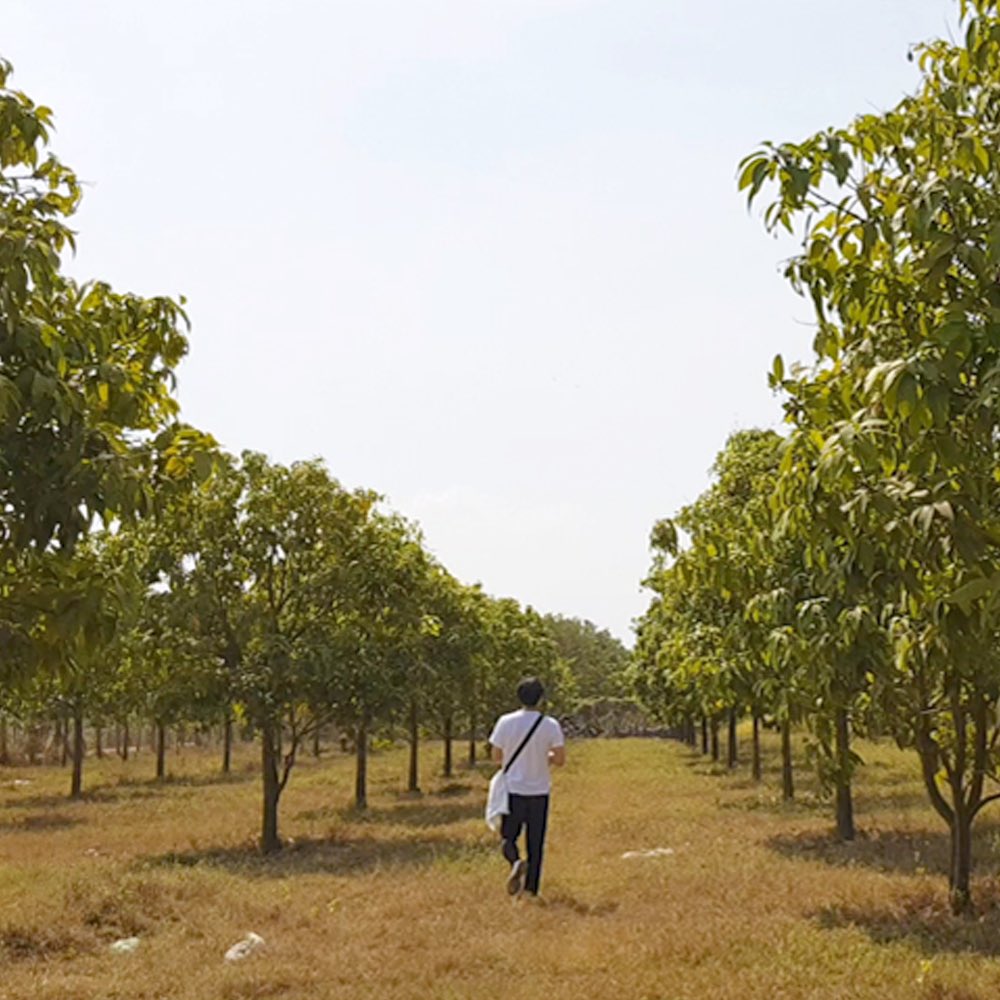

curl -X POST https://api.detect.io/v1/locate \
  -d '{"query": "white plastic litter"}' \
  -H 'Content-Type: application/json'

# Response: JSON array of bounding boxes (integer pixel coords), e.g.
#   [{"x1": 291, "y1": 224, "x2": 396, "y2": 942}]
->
[
  {"x1": 224, "y1": 932, "x2": 265, "y2": 963},
  {"x1": 109, "y1": 937, "x2": 140, "y2": 954},
  {"x1": 621, "y1": 847, "x2": 675, "y2": 860}
]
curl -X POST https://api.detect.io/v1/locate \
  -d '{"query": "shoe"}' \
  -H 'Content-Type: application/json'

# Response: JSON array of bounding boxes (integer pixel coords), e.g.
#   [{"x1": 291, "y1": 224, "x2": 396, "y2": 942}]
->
[{"x1": 506, "y1": 859, "x2": 525, "y2": 896}]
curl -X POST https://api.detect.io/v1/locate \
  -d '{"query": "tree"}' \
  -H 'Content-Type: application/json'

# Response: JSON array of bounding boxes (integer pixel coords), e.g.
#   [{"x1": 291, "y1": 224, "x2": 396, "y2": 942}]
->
[
  {"x1": 0, "y1": 58, "x2": 213, "y2": 752},
  {"x1": 0, "y1": 58, "x2": 213, "y2": 560},
  {"x1": 27, "y1": 534, "x2": 142, "y2": 797},
  {"x1": 166, "y1": 453, "x2": 372, "y2": 851},
  {"x1": 634, "y1": 432, "x2": 792, "y2": 778},
  {"x1": 416, "y1": 573, "x2": 484, "y2": 781},
  {"x1": 329, "y1": 508, "x2": 433, "y2": 810},
  {"x1": 742, "y1": 0, "x2": 1000, "y2": 911},
  {"x1": 543, "y1": 614, "x2": 630, "y2": 705},
  {"x1": 677, "y1": 431, "x2": 785, "y2": 773}
]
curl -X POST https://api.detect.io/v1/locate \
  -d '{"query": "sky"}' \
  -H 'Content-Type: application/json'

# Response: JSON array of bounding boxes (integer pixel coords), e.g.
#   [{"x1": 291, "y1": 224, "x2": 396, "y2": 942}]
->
[{"x1": 5, "y1": 0, "x2": 959, "y2": 643}]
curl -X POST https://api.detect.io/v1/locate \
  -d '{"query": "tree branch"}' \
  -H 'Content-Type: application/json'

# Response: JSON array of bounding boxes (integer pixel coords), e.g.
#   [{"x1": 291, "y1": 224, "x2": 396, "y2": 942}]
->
[
  {"x1": 917, "y1": 722, "x2": 955, "y2": 825},
  {"x1": 972, "y1": 791, "x2": 1000, "y2": 819}
]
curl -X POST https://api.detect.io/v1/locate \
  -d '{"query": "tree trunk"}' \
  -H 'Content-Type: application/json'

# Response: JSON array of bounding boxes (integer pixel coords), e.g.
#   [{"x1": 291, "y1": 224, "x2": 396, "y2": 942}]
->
[
  {"x1": 95, "y1": 726, "x2": 103, "y2": 759},
  {"x1": 0, "y1": 713, "x2": 8, "y2": 765},
  {"x1": 913, "y1": 695, "x2": 986, "y2": 915},
  {"x1": 751, "y1": 713, "x2": 762, "y2": 782},
  {"x1": 155, "y1": 722, "x2": 166, "y2": 781},
  {"x1": 468, "y1": 708, "x2": 477, "y2": 767},
  {"x1": 781, "y1": 717, "x2": 794, "y2": 801},
  {"x1": 60, "y1": 718, "x2": 69, "y2": 767},
  {"x1": 355, "y1": 719, "x2": 368, "y2": 810},
  {"x1": 710, "y1": 716, "x2": 720, "y2": 762},
  {"x1": 834, "y1": 707, "x2": 855, "y2": 841},
  {"x1": 222, "y1": 715, "x2": 232, "y2": 774},
  {"x1": 947, "y1": 694, "x2": 980, "y2": 915},
  {"x1": 312, "y1": 726, "x2": 321, "y2": 759},
  {"x1": 407, "y1": 698, "x2": 420, "y2": 793},
  {"x1": 950, "y1": 810, "x2": 973, "y2": 915},
  {"x1": 701, "y1": 716, "x2": 709, "y2": 755},
  {"x1": 261, "y1": 720, "x2": 282, "y2": 854},
  {"x1": 70, "y1": 707, "x2": 84, "y2": 800},
  {"x1": 443, "y1": 714, "x2": 453, "y2": 777},
  {"x1": 727, "y1": 709, "x2": 738, "y2": 768},
  {"x1": 121, "y1": 719, "x2": 130, "y2": 761}
]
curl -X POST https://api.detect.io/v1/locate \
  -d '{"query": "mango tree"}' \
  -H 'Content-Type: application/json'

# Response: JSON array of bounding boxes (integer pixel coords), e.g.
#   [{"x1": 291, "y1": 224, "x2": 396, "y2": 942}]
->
[
  {"x1": 636, "y1": 431, "x2": 789, "y2": 777},
  {"x1": 0, "y1": 58, "x2": 213, "y2": 738},
  {"x1": 419, "y1": 574, "x2": 484, "y2": 779},
  {"x1": 743, "y1": 0, "x2": 1000, "y2": 910},
  {"x1": 166, "y1": 453, "x2": 370, "y2": 851}
]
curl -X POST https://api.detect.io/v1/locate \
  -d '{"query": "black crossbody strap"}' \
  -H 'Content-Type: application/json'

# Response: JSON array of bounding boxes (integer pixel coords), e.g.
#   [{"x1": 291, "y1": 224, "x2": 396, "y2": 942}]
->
[{"x1": 503, "y1": 713, "x2": 546, "y2": 774}]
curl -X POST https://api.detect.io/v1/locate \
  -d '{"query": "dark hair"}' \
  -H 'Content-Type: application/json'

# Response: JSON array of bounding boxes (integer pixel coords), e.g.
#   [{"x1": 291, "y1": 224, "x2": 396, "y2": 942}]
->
[{"x1": 517, "y1": 677, "x2": 544, "y2": 707}]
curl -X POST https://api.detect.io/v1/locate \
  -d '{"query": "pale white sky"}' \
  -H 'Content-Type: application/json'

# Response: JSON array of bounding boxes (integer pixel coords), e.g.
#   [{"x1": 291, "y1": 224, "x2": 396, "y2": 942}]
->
[{"x1": 6, "y1": 0, "x2": 957, "y2": 642}]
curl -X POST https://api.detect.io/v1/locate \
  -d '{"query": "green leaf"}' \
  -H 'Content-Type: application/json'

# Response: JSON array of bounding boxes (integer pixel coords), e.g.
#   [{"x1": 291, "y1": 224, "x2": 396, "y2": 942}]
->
[
  {"x1": 896, "y1": 374, "x2": 918, "y2": 419},
  {"x1": 947, "y1": 575, "x2": 997, "y2": 613}
]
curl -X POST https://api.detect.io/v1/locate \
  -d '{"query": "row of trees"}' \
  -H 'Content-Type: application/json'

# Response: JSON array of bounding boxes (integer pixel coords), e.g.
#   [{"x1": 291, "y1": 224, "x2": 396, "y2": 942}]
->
[
  {"x1": 0, "y1": 58, "x2": 629, "y2": 853},
  {"x1": 632, "y1": 0, "x2": 1000, "y2": 915}
]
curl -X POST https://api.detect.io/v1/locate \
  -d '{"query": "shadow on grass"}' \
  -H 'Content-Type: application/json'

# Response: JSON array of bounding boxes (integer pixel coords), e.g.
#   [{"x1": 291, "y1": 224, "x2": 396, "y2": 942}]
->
[
  {"x1": 544, "y1": 890, "x2": 619, "y2": 918},
  {"x1": 682, "y1": 756, "x2": 792, "y2": 787},
  {"x1": 149, "y1": 832, "x2": 477, "y2": 878},
  {"x1": 113, "y1": 770, "x2": 255, "y2": 790},
  {"x1": 852, "y1": 786, "x2": 933, "y2": 814},
  {"x1": 815, "y1": 881, "x2": 1000, "y2": 957},
  {"x1": 0, "y1": 787, "x2": 158, "y2": 810},
  {"x1": 377, "y1": 799, "x2": 482, "y2": 827},
  {"x1": 294, "y1": 782, "x2": 481, "y2": 828},
  {"x1": 435, "y1": 781, "x2": 478, "y2": 797},
  {"x1": 0, "y1": 923, "x2": 95, "y2": 963},
  {"x1": 770, "y1": 824, "x2": 1000, "y2": 881},
  {"x1": 719, "y1": 791, "x2": 829, "y2": 817},
  {"x1": 683, "y1": 761, "x2": 742, "y2": 783},
  {"x1": 294, "y1": 798, "x2": 482, "y2": 828},
  {"x1": 767, "y1": 827, "x2": 954, "y2": 876},
  {"x1": 0, "y1": 811, "x2": 85, "y2": 833},
  {"x1": 0, "y1": 770, "x2": 255, "y2": 812},
  {"x1": 717, "y1": 779, "x2": 933, "y2": 822}
]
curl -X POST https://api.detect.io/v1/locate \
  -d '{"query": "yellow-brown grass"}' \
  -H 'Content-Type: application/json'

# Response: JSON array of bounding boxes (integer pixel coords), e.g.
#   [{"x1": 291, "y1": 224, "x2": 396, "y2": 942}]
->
[{"x1": 3, "y1": 732, "x2": 1000, "y2": 998}]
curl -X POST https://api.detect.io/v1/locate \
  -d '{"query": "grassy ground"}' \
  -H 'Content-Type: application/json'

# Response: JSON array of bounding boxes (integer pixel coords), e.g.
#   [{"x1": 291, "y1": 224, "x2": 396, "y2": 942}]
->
[{"x1": 3, "y1": 734, "x2": 1000, "y2": 998}]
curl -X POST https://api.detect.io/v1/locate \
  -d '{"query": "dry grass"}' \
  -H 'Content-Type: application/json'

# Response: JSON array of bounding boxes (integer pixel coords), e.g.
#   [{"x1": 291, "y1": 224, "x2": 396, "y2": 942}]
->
[{"x1": 3, "y1": 732, "x2": 1000, "y2": 997}]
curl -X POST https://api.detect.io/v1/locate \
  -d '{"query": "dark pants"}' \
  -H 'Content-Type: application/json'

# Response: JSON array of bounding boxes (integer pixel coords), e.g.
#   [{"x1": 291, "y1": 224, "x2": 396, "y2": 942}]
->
[{"x1": 500, "y1": 793, "x2": 550, "y2": 894}]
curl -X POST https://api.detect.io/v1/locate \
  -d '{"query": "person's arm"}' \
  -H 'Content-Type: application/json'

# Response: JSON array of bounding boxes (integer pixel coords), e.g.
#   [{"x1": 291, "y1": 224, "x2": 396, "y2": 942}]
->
[
  {"x1": 489, "y1": 718, "x2": 504, "y2": 766},
  {"x1": 548, "y1": 719, "x2": 566, "y2": 766}
]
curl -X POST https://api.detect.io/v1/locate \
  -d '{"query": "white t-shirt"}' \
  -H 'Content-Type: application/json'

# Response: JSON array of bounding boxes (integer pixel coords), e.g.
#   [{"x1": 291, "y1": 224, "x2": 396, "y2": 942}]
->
[{"x1": 489, "y1": 709, "x2": 565, "y2": 796}]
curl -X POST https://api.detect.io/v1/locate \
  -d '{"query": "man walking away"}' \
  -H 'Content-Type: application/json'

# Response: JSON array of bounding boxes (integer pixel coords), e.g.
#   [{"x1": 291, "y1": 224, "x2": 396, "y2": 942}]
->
[{"x1": 489, "y1": 676, "x2": 565, "y2": 899}]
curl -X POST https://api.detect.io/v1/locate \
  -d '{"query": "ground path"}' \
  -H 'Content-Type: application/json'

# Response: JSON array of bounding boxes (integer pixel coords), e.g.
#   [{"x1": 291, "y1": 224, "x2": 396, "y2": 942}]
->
[{"x1": 1, "y1": 735, "x2": 999, "y2": 998}]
